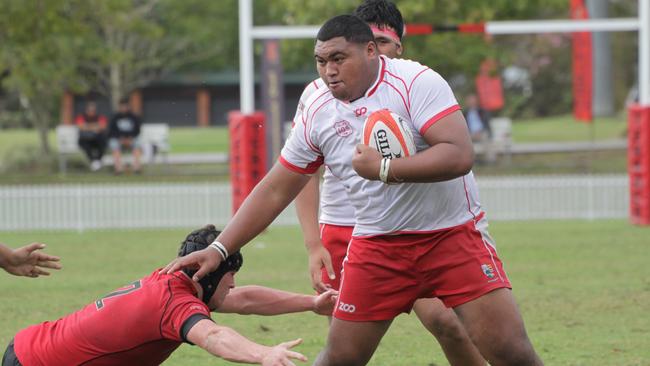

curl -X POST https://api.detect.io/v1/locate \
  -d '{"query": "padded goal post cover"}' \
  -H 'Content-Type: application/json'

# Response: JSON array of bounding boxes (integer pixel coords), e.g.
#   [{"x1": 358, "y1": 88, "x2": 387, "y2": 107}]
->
[
  {"x1": 228, "y1": 111, "x2": 267, "y2": 214},
  {"x1": 628, "y1": 104, "x2": 650, "y2": 225}
]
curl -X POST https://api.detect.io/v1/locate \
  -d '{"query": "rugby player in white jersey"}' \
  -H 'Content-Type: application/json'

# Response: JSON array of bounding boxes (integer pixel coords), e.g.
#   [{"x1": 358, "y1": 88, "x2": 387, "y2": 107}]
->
[
  {"x1": 163, "y1": 14, "x2": 543, "y2": 366},
  {"x1": 293, "y1": 1, "x2": 485, "y2": 365}
]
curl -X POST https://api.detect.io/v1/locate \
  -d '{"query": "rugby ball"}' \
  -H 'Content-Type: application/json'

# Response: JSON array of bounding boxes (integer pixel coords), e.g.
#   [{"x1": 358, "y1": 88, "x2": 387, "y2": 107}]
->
[{"x1": 362, "y1": 109, "x2": 416, "y2": 159}]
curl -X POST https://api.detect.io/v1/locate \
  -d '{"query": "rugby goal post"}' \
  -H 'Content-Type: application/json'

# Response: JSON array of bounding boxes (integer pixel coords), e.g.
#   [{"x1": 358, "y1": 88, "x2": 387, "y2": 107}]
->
[{"x1": 237, "y1": 0, "x2": 650, "y2": 224}]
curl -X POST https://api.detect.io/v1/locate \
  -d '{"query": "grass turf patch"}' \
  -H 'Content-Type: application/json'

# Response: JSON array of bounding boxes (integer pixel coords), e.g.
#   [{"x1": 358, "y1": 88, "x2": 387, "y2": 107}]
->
[{"x1": 0, "y1": 220, "x2": 648, "y2": 365}]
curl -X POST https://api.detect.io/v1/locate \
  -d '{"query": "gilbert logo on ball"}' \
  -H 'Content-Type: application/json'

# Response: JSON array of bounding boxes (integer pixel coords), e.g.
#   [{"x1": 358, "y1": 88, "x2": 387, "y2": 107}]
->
[{"x1": 362, "y1": 109, "x2": 416, "y2": 159}]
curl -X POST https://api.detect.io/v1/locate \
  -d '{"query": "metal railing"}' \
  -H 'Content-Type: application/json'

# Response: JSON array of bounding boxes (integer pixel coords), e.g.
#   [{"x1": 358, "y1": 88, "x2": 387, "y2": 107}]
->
[{"x1": 0, "y1": 175, "x2": 628, "y2": 231}]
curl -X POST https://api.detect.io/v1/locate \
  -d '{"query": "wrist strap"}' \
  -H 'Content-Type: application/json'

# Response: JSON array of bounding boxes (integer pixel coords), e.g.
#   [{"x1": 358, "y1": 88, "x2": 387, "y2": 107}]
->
[
  {"x1": 209, "y1": 240, "x2": 228, "y2": 260},
  {"x1": 379, "y1": 158, "x2": 391, "y2": 184}
]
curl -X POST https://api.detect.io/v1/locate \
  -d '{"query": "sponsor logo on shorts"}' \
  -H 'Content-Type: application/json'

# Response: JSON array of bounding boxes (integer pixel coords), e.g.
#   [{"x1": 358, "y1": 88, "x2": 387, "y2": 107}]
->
[
  {"x1": 338, "y1": 302, "x2": 356, "y2": 313},
  {"x1": 481, "y1": 264, "x2": 495, "y2": 280}
]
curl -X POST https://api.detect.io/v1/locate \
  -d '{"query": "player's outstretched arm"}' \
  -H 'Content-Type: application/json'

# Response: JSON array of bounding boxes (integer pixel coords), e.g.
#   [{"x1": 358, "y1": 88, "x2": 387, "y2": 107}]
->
[
  {"x1": 0, "y1": 243, "x2": 61, "y2": 278},
  {"x1": 216, "y1": 286, "x2": 338, "y2": 316},
  {"x1": 187, "y1": 320, "x2": 307, "y2": 365},
  {"x1": 295, "y1": 173, "x2": 336, "y2": 293},
  {"x1": 162, "y1": 162, "x2": 310, "y2": 280}
]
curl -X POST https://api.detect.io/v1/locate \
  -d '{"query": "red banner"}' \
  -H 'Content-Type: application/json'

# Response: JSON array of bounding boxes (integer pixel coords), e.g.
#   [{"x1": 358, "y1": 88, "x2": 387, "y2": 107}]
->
[{"x1": 570, "y1": 0, "x2": 593, "y2": 122}]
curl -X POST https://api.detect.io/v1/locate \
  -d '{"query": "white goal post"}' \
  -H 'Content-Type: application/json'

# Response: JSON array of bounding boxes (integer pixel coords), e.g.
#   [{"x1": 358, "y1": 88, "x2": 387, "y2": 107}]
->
[{"x1": 238, "y1": 0, "x2": 649, "y2": 113}]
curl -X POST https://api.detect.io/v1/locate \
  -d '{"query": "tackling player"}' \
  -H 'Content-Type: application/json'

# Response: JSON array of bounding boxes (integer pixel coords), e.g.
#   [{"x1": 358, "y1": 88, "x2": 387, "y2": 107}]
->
[
  {"x1": 3, "y1": 225, "x2": 336, "y2": 366},
  {"x1": 0, "y1": 242, "x2": 60, "y2": 278},
  {"x1": 163, "y1": 15, "x2": 543, "y2": 366},
  {"x1": 294, "y1": 1, "x2": 485, "y2": 365}
]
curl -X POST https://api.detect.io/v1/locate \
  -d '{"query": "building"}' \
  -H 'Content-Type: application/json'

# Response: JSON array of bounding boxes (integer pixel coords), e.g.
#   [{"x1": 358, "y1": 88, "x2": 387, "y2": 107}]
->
[{"x1": 61, "y1": 71, "x2": 318, "y2": 127}]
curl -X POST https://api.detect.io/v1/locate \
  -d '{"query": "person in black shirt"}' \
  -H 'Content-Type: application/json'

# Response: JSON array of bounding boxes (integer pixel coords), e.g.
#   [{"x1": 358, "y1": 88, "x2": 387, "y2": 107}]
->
[{"x1": 108, "y1": 99, "x2": 143, "y2": 174}]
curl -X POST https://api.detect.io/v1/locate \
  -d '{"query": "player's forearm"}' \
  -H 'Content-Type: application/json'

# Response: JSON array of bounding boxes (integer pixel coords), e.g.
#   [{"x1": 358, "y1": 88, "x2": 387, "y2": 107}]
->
[
  {"x1": 217, "y1": 285, "x2": 316, "y2": 315},
  {"x1": 202, "y1": 325, "x2": 272, "y2": 364},
  {"x1": 295, "y1": 175, "x2": 322, "y2": 251},
  {"x1": 217, "y1": 163, "x2": 309, "y2": 253},
  {"x1": 389, "y1": 142, "x2": 473, "y2": 183}
]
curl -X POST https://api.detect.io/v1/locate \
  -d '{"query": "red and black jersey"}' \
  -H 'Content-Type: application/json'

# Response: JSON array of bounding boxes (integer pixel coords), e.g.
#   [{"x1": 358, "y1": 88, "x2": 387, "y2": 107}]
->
[
  {"x1": 14, "y1": 269, "x2": 211, "y2": 366},
  {"x1": 75, "y1": 113, "x2": 108, "y2": 129}
]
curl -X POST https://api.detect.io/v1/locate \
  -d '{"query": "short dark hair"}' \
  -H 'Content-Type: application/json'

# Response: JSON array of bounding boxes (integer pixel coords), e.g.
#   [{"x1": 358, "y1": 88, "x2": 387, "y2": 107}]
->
[
  {"x1": 118, "y1": 98, "x2": 129, "y2": 106},
  {"x1": 354, "y1": 0, "x2": 404, "y2": 40},
  {"x1": 317, "y1": 14, "x2": 374, "y2": 44}
]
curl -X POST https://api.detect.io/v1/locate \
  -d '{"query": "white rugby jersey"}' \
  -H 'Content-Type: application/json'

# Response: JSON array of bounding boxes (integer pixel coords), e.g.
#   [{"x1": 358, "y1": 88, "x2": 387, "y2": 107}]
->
[
  {"x1": 293, "y1": 79, "x2": 356, "y2": 226},
  {"x1": 282, "y1": 55, "x2": 482, "y2": 237}
]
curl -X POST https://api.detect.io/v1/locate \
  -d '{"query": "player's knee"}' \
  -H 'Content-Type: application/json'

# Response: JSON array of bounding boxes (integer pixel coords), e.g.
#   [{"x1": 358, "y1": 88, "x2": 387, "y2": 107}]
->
[
  {"x1": 485, "y1": 334, "x2": 539, "y2": 366},
  {"x1": 421, "y1": 308, "x2": 467, "y2": 342},
  {"x1": 321, "y1": 343, "x2": 372, "y2": 366}
]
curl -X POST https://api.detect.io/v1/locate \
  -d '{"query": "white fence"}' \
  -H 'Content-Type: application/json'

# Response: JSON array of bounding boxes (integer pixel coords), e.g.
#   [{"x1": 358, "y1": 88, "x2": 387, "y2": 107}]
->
[
  {"x1": 476, "y1": 175, "x2": 628, "y2": 220},
  {"x1": 0, "y1": 175, "x2": 628, "y2": 231}
]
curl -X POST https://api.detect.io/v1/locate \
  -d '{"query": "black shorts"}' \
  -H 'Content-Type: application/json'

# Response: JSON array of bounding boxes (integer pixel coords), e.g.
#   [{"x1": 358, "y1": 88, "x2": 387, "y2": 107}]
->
[{"x1": 2, "y1": 340, "x2": 21, "y2": 366}]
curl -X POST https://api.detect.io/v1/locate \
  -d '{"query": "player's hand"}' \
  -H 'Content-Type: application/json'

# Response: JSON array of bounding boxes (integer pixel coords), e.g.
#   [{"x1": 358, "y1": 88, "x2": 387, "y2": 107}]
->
[
  {"x1": 160, "y1": 248, "x2": 222, "y2": 281},
  {"x1": 313, "y1": 289, "x2": 338, "y2": 316},
  {"x1": 4, "y1": 243, "x2": 62, "y2": 278},
  {"x1": 261, "y1": 338, "x2": 307, "y2": 366},
  {"x1": 306, "y1": 244, "x2": 335, "y2": 293},
  {"x1": 352, "y1": 144, "x2": 382, "y2": 180}
]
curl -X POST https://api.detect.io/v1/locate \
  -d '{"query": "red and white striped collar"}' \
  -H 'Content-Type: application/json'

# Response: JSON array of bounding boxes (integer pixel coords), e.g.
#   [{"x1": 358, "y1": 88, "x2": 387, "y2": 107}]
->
[{"x1": 365, "y1": 56, "x2": 386, "y2": 98}]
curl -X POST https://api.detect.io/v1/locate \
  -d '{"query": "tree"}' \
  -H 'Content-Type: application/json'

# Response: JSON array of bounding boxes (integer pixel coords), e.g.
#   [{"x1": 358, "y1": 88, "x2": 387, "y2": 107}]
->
[
  {"x1": 0, "y1": 0, "x2": 92, "y2": 155},
  {"x1": 259, "y1": 0, "x2": 571, "y2": 116},
  {"x1": 81, "y1": 0, "x2": 238, "y2": 110}
]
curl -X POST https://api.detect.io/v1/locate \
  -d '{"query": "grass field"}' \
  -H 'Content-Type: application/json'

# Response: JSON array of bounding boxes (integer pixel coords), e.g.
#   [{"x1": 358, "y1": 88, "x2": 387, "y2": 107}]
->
[
  {"x1": 0, "y1": 115, "x2": 629, "y2": 183},
  {"x1": 0, "y1": 220, "x2": 648, "y2": 365},
  {"x1": 0, "y1": 115, "x2": 627, "y2": 158},
  {"x1": 0, "y1": 126, "x2": 228, "y2": 159},
  {"x1": 511, "y1": 115, "x2": 627, "y2": 143}
]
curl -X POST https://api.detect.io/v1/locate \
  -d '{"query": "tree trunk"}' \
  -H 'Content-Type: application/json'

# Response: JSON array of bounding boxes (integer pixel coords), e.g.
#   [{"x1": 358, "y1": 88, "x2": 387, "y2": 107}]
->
[
  {"x1": 33, "y1": 108, "x2": 51, "y2": 156},
  {"x1": 110, "y1": 61, "x2": 123, "y2": 112}
]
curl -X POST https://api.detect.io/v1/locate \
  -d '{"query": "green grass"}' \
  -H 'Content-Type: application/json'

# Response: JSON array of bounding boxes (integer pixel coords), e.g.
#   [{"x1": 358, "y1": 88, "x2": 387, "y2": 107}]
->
[
  {"x1": 0, "y1": 221, "x2": 648, "y2": 365},
  {"x1": 0, "y1": 115, "x2": 627, "y2": 158},
  {"x1": 0, "y1": 162, "x2": 229, "y2": 185},
  {"x1": 168, "y1": 126, "x2": 229, "y2": 153},
  {"x1": 0, "y1": 126, "x2": 230, "y2": 184},
  {"x1": 511, "y1": 115, "x2": 627, "y2": 143},
  {"x1": 473, "y1": 149, "x2": 628, "y2": 175},
  {"x1": 0, "y1": 115, "x2": 631, "y2": 183},
  {"x1": 0, "y1": 129, "x2": 57, "y2": 160},
  {"x1": 0, "y1": 126, "x2": 228, "y2": 159}
]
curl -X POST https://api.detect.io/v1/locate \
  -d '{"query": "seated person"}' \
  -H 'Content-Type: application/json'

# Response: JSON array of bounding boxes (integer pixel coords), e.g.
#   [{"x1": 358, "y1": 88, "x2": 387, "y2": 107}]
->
[
  {"x1": 3, "y1": 225, "x2": 336, "y2": 366},
  {"x1": 75, "y1": 101, "x2": 107, "y2": 171},
  {"x1": 108, "y1": 100, "x2": 143, "y2": 174},
  {"x1": 463, "y1": 93, "x2": 491, "y2": 143}
]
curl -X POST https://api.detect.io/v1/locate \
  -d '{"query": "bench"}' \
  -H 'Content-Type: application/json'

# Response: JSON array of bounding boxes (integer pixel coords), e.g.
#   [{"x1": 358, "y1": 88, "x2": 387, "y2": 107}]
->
[
  {"x1": 56, "y1": 123, "x2": 171, "y2": 173},
  {"x1": 56, "y1": 125, "x2": 81, "y2": 174},
  {"x1": 490, "y1": 117, "x2": 513, "y2": 163},
  {"x1": 473, "y1": 117, "x2": 512, "y2": 164},
  {"x1": 140, "y1": 123, "x2": 170, "y2": 164}
]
